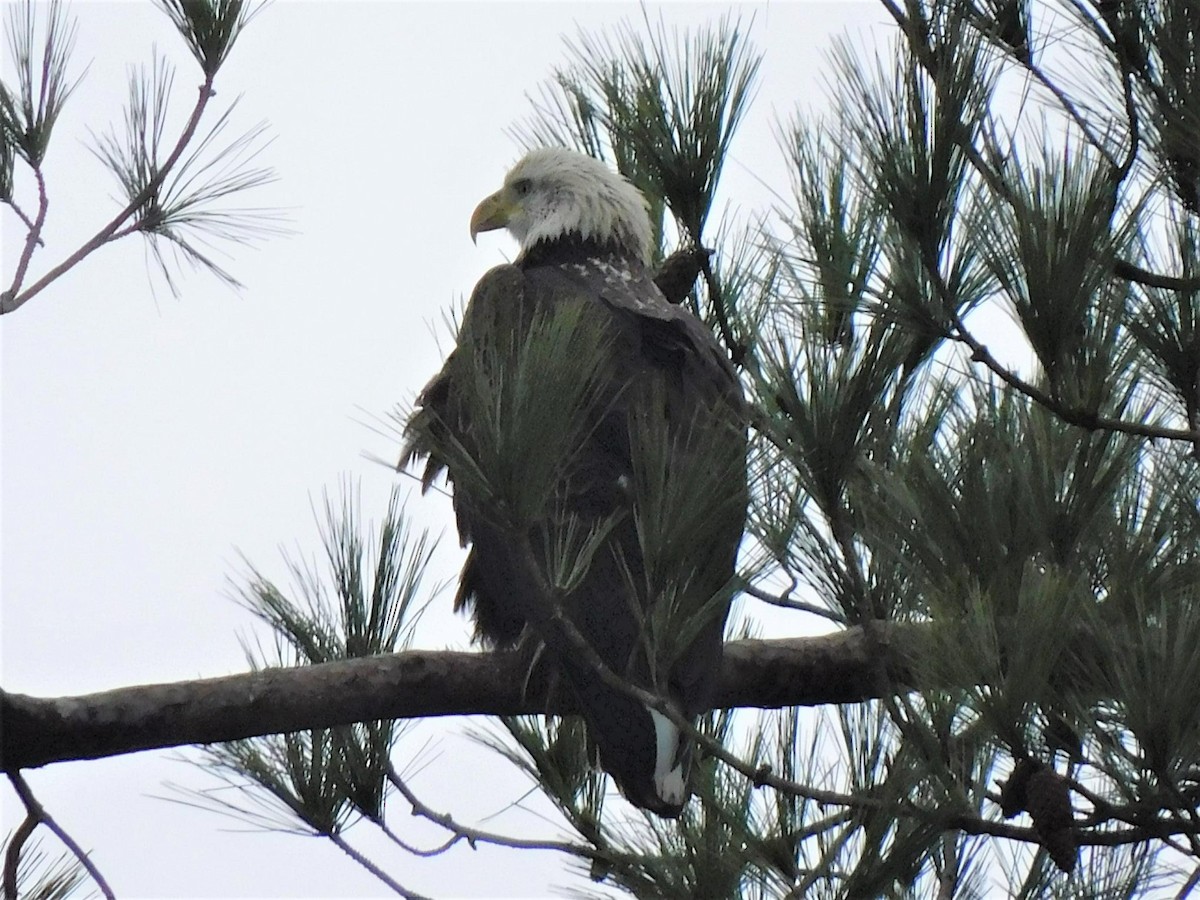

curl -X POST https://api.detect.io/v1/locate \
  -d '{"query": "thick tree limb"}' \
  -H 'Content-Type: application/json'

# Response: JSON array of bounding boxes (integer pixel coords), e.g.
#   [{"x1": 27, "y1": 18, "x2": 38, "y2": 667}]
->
[{"x1": 1, "y1": 625, "x2": 928, "y2": 773}]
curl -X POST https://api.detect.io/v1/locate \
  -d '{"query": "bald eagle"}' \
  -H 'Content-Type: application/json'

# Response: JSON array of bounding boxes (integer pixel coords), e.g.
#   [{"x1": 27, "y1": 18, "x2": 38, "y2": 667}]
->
[{"x1": 404, "y1": 148, "x2": 746, "y2": 816}]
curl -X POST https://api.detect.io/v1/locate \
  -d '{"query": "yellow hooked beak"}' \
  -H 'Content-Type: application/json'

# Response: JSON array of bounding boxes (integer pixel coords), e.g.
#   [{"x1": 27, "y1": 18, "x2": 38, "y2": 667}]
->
[{"x1": 469, "y1": 189, "x2": 516, "y2": 244}]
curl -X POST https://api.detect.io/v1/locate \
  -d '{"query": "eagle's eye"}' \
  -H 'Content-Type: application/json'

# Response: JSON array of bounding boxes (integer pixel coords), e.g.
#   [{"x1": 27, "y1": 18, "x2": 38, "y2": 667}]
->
[{"x1": 511, "y1": 177, "x2": 532, "y2": 197}]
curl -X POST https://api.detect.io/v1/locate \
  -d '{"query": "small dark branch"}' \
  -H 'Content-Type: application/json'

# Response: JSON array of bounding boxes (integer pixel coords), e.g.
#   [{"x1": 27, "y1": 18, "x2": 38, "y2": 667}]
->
[
  {"x1": 376, "y1": 821, "x2": 460, "y2": 859},
  {"x1": 1069, "y1": 787, "x2": 1196, "y2": 855},
  {"x1": 385, "y1": 763, "x2": 596, "y2": 858},
  {"x1": 3, "y1": 166, "x2": 48, "y2": 303},
  {"x1": 1065, "y1": 775, "x2": 1118, "y2": 825},
  {"x1": 1113, "y1": 258, "x2": 1200, "y2": 293},
  {"x1": 1017, "y1": 57, "x2": 1120, "y2": 170},
  {"x1": 1114, "y1": 62, "x2": 1140, "y2": 191},
  {"x1": 106, "y1": 222, "x2": 143, "y2": 243},
  {"x1": 936, "y1": 833, "x2": 958, "y2": 900},
  {"x1": 951, "y1": 315, "x2": 1198, "y2": 444},
  {"x1": 1178, "y1": 866, "x2": 1200, "y2": 900},
  {"x1": 1160, "y1": 773, "x2": 1200, "y2": 859},
  {"x1": 740, "y1": 580, "x2": 845, "y2": 623},
  {"x1": 4, "y1": 199, "x2": 41, "y2": 237},
  {"x1": 2, "y1": 807, "x2": 37, "y2": 899},
  {"x1": 695, "y1": 710, "x2": 880, "y2": 808},
  {"x1": 326, "y1": 831, "x2": 428, "y2": 899},
  {"x1": 911, "y1": 241, "x2": 1199, "y2": 446},
  {"x1": 695, "y1": 711, "x2": 1152, "y2": 854},
  {"x1": 699, "y1": 250, "x2": 747, "y2": 367},
  {"x1": 5, "y1": 772, "x2": 114, "y2": 899},
  {"x1": 0, "y1": 77, "x2": 216, "y2": 316},
  {"x1": 827, "y1": 501, "x2": 873, "y2": 622}
]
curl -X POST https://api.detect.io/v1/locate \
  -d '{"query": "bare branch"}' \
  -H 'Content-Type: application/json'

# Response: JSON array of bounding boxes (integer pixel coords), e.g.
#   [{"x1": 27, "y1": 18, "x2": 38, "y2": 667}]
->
[
  {"x1": 326, "y1": 830, "x2": 429, "y2": 899},
  {"x1": 906, "y1": 237, "x2": 1200, "y2": 448},
  {"x1": 740, "y1": 580, "x2": 845, "y2": 623},
  {"x1": 5, "y1": 772, "x2": 114, "y2": 899},
  {"x1": 2, "y1": 807, "x2": 37, "y2": 899},
  {"x1": 3, "y1": 161, "x2": 45, "y2": 299},
  {"x1": 385, "y1": 763, "x2": 598, "y2": 858},
  {"x1": 948, "y1": 309, "x2": 1199, "y2": 444},
  {"x1": 1113, "y1": 258, "x2": 1200, "y2": 293}
]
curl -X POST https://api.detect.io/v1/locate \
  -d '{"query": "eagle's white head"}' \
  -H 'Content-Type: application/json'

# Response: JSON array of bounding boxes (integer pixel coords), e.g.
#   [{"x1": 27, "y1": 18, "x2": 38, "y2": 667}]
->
[{"x1": 469, "y1": 147, "x2": 653, "y2": 264}]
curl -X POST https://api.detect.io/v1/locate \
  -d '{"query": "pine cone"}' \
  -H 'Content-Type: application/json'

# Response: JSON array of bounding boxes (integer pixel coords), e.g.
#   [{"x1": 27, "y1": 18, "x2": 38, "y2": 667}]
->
[
  {"x1": 999, "y1": 758, "x2": 1038, "y2": 818},
  {"x1": 1026, "y1": 766, "x2": 1077, "y2": 874},
  {"x1": 653, "y1": 247, "x2": 713, "y2": 305}
]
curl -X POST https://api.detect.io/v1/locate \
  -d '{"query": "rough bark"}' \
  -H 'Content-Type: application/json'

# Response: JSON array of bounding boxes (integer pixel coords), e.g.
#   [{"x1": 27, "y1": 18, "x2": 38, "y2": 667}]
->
[{"x1": 1, "y1": 624, "x2": 929, "y2": 772}]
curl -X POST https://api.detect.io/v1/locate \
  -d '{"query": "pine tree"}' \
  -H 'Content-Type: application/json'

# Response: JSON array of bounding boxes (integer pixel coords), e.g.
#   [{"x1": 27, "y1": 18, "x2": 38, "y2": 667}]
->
[{"x1": 4, "y1": 1, "x2": 1199, "y2": 897}]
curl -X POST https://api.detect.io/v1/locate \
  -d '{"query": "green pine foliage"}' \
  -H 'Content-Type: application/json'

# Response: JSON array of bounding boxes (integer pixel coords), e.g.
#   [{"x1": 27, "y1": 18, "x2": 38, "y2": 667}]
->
[
  {"x1": 0, "y1": 0, "x2": 279, "y2": 315},
  {"x1": 175, "y1": 486, "x2": 436, "y2": 839},
  {"x1": 450, "y1": 2, "x2": 1200, "y2": 895},
  {"x1": 215, "y1": 3, "x2": 1199, "y2": 894},
  {"x1": 8, "y1": 0, "x2": 1189, "y2": 895},
  {"x1": 0, "y1": 836, "x2": 88, "y2": 900}
]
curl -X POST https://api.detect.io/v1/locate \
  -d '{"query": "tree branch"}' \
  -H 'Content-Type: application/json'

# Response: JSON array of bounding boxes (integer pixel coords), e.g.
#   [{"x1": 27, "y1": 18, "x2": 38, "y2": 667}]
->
[
  {"x1": 1, "y1": 803, "x2": 37, "y2": 899},
  {"x1": 384, "y1": 762, "x2": 601, "y2": 858},
  {"x1": 326, "y1": 830, "x2": 428, "y2": 899},
  {"x1": 912, "y1": 238, "x2": 1200, "y2": 448},
  {"x1": 4, "y1": 165, "x2": 48, "y2": 300},
  {"x1": 5, "y1": 771, "x2": 114, "y2": 899},
  {"x1": 1, "y1": 627, "x2": 930, "y2": 773},
  {"x1": 948, "y1": 310, "x2": 1199, "y2": 444},
  {"x1": 0, "y1": 78, "x2": 216, "y2": 316},
  {"x1": 1113, "y1": 258, "x2": 1200, "y2": 293}
]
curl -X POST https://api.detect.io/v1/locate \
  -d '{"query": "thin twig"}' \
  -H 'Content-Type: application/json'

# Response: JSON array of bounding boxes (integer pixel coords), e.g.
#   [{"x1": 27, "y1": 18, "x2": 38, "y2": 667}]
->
[
  {"x1": 1113, "y1": 259, "x2": 1200, "y2": 293},
  {"x1": 1161, "y1": 773, "x2": 1200, "y2": 859},
  {"x1": 904, "y1": 236, "x2": 1199, "y2": 446},
  {"x1": 950, "y1": 312, "x2": 1198, "y2": 443},
  {"x1": 326, "y1": 831, "x2": 430, "y2": 899},
  {"x1": 3, "y1": 199, "x2": 41, "y2": 237},
  {"x1": 384, "y1": 763, "x2": 600, "y2": 858},
  {"x1": 1018, "y1": 57, "x2": 1120, "y2": 170},
  {"x1": 374, "y1": 818, "x2": 460, "y2": 858},
  {"x1": 0, "y1": 76, "x2": 216, "y2": 315},
  {"x1": 2, "y1": 809, "x2": 38, "y2": 899},
  {"x1": 740, "y1": 579, "x2": 845, "y2": 623},
  {"x1": 5, "y1": 166, "x2": 48, "y2": 301},
  {"x1": 6, "y1": 772, "x2": 114, "y2": 900},
  {"x1": 936, "y1": 832, "x2": 959, "y2": 900},
  {"x1": 699, "y1": 249, "x2": 748, "y2": 366},
  {"x1": 1177, "y1": 865, "x2": 1200, "y2": 900}
]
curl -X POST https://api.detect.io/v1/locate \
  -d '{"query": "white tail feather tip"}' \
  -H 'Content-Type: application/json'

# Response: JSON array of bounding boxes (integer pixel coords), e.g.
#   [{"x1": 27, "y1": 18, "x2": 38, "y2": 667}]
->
[{"x1": 648, "y1": 708, "x2": 687, "y2": 806}]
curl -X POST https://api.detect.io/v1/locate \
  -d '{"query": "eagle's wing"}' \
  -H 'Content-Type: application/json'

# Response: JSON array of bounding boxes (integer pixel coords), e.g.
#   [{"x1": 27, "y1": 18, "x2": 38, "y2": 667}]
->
[
  {"x1": 405, "y1": 258, "x2": 746, "y2": 816},
  {"x1": 403, "y1": 264, "x2": 537, "y2": 644},
  {"x1": 402, "y1": 263, "x2": 525, "y2": 479}
]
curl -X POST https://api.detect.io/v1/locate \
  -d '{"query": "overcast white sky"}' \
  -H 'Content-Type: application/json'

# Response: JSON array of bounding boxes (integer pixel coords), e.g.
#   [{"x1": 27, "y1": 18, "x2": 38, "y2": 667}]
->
[{"x1": 2, "y1": 2, "x2": 887, "y2": 895}]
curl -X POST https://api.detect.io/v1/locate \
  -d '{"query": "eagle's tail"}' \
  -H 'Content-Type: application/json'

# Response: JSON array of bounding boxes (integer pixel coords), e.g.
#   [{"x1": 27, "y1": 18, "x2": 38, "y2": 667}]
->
[
  {"x1": 568, "y1": 671, "x2": 694, "y2": 817},
  {"x1": 648, "y1": 705, "x2": 691, "y2": 809}
]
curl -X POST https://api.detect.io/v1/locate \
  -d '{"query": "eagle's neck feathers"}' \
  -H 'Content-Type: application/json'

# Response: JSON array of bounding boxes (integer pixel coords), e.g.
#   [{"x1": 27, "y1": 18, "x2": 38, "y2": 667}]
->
[{"x1": 518, "y1": 232, "x2": 644, "y2": 272}]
